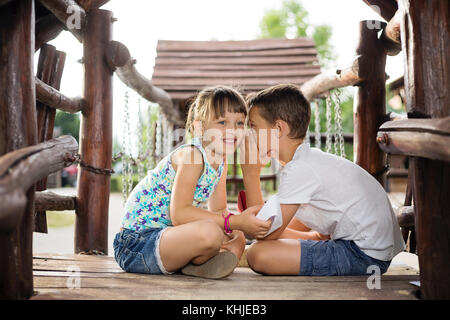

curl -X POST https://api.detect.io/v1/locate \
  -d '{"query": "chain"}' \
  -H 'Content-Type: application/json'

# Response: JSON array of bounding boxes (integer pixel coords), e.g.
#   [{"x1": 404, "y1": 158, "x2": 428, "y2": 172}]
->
[
  {"x1": 137, "y1": 98, "x2": 145, "y2": 181},
  {"x1": 122, "y1": 90, "x2": 130, "y2": 204},
  {"x1": 325, "y1": 94, "x2": 333, "y2": 153},
  {"x1": 333, "y1": 89, "x2": 346, "y2": 158},
  {"x1": 155, "y1": 109, "x2": 162, "y2": 161},
  {"x1": 63, "y1": 153, "x2": 114, "y2": 176},
  {"x1": 313, "y1": 100, "x2": 321, "y2": 149},
  {"x1": 147, "y1": 104, "x2": 154, "y2": 172}
]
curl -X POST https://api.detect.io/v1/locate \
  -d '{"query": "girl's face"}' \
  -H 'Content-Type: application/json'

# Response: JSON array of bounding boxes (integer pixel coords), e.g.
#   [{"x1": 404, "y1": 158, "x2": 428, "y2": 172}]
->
[{"x1": 201, "y1": 111, "x2": 246, "y2": 156}]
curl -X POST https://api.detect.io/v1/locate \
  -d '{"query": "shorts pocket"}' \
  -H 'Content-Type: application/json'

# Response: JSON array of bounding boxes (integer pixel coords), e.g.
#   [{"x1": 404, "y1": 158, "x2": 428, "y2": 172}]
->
[{"x1": 120, "y1": 248, "x2": 149, "y2": 274}]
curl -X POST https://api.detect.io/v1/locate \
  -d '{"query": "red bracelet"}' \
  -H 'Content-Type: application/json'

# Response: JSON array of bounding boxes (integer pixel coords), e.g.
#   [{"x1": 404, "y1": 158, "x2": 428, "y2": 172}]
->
[{"x1": 224, "y1": 213, "x2": 234, "y2": 234}]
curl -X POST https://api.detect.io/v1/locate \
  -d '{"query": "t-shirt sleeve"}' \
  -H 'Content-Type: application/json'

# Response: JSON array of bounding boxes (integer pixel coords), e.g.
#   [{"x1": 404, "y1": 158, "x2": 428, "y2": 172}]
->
[{"x1": 277, "y1": 161, "x2": 320, "y2": 204}]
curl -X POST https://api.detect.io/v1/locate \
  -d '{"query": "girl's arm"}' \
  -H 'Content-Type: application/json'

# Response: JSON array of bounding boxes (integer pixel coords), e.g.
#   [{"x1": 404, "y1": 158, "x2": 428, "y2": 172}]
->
[
  {"x1": 170, "y1": 146, "x2": 225, "y2": 227},
  {"x1": 170, "y1": 146, "x2": 271, "y2": 238},
  {"x1": 207, "y1": 157, "x2": 228, "y2": 216}
]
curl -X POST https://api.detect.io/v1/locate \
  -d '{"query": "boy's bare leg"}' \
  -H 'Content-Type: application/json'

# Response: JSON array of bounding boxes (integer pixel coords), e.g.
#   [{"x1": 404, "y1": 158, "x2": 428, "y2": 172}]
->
[{"x1": 246, "y1": 239, "x2": 301, "y2": 275}]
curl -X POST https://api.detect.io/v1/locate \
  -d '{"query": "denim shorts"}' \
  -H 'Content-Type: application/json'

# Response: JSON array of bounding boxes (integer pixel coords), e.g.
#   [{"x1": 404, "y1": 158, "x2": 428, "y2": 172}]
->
[
  {"x1": 113, "y1": 227, "x2": 173, "y2": 275},
  {"x1": 299, "y1": 239, "x2": 391, "y2": 276}
]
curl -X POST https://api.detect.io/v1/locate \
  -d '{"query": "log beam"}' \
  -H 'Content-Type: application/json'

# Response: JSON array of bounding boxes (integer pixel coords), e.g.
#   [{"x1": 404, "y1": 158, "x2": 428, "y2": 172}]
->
[
  {"x1": 106, "y1": 40, "x2": 184, "y2": 126},
  {"x1": 376, "y1": 119, "x2": 450, "y2": 162},
  {"x1": 35, "y1": 14, "x2": 65, "y2": 52},
  {"x1": 0, "y1": 0, "x2": 36, "y2": 300},
  {"x1": 77, "y1": 0, "x2": 110, "y2": 11},
  {"x1": 396, "y1": 206, "x2": 414, "y2": 228},
  {"x1": 353, "y1": 21, "x2": 388, "y2": 185},
  {"x1": 36, "y1": 77, "x2": 84, "y2": 113},
  {"x1": 300, "y1": 57, "x2": 361, "y2": 101},
  {"x1": 35, "y1": 191, "x2": 77, "y2": 211},
  {"x1": 362, "y1": 0, "x2": 398, "y2": 21},
  {"x1": 38, "y1": 0, "x2": 86, "y2": 42},
  {"x1": 0, "y1": 136, "x2": 78, "y2": 231},
  {"x1": 76, "y1": 9, "x2": 113, "y2": 255},
  {"x1": 380, "y1": 9, "x2": 402, "y2": 56}
]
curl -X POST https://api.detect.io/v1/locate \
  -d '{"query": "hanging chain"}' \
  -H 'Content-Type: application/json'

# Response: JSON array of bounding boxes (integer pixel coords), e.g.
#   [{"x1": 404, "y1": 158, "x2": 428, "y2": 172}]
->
[
  {"x1": 126, "y1": 94, "x2": 134, "y2": 200},
  {"x1": 313, "y1": 100, "x2": 321, "y2": 149},
  {"x1": 325, "y1": 94, "x2": 333, "y2": 153},
  {"x1": 136, "y1": 97, "x2": 146, "y2": 181},
  {"x1": 122, "y1": 89, "x2": 130, "y2": 205},
  {"x1": 146, "y1": 104, "x2": 154, "y2": 173},
  {"x1": 333, "y1": 89, "x2": 346, "y2": 158},
  {"x1": 155, "y1": 109, "x2": 162, "y2": 161}
]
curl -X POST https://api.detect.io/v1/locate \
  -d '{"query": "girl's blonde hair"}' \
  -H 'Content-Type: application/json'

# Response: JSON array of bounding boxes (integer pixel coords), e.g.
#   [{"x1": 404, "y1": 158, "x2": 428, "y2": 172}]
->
[{"x1": 185, "y1": 85, "x2": 247, "y2": 135}]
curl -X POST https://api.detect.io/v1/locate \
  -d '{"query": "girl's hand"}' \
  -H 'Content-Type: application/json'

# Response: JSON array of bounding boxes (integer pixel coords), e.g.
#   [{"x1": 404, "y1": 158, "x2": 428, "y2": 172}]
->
[{"x1": 231, "y1": 205, "x2": 272, "y2": 239}]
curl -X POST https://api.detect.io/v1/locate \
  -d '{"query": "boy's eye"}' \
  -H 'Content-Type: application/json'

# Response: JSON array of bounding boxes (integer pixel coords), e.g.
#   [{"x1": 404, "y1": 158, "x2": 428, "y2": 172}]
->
[{"x1": 237, "y1": 121, "x2": 244, "y2": 127}]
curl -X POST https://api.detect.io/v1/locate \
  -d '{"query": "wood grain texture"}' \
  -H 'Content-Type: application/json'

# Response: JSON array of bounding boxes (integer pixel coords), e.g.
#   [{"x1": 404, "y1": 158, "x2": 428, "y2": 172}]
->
[
  {"x1": 0, "y1": 0, "x2": 36, "y2": 300},
  {"x1": 353, "y1": 21, "x2": 388, "y2": 185},
  {"x1": 397, "y1": 0, "x2": 450, "y2": 300},
  {"x1": 152, "y1": 39, "x2": 321, "y2": 102},
  {"x1": 75, "y1": 9, "x2": 113, "y2": 255},
  {"x1": 30, "y1": 254, "x2": 419, "y2": 300}
]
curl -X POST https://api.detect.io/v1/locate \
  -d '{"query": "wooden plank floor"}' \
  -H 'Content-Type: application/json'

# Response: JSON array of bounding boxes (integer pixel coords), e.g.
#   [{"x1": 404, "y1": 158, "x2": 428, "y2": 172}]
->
[{"x1": 30, "y1": 253, "x2": 420, "y2": 300}]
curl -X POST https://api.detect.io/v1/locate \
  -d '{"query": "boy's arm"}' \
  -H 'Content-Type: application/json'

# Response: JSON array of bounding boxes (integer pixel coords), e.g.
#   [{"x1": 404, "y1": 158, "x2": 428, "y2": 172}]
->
[{"x1": 262, "y1": 203, "x2": 300, "y2": 240}]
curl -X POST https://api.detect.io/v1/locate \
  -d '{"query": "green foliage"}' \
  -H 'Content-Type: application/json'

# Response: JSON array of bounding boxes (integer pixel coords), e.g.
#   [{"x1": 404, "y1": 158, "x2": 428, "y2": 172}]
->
[
  {"x1": 54, "y1": 110, "x2": 80, "y2": 143},
  {"x1": 259, "y1": 0, "x2": 335, "y2": 67}
]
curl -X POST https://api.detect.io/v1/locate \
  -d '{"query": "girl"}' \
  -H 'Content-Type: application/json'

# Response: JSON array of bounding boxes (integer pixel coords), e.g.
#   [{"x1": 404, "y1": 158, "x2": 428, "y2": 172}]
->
[{"x1": 113, "y1": 85, "x2": 271, "y2": 279}]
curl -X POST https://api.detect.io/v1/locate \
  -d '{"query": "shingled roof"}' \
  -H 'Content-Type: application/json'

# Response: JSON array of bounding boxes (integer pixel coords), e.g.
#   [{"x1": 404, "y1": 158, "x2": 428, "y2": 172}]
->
[{"x1": 151, "y1": 38, "x2": 321, "y2": 101}]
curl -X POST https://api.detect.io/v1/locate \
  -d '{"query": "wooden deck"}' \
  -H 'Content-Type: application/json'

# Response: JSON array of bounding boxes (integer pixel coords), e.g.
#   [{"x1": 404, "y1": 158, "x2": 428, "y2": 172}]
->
[{"x1": 30, "y1": 253, "x2": 420, "y2": 300}]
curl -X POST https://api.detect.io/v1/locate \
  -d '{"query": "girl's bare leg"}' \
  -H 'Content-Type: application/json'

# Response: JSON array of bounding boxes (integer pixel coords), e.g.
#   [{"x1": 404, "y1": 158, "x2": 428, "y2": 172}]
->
[
  {"x1": 159, "y1": 219, "x2": 225, "y2": 273},
  {"x1": 246, "y1": 239, "x2": 301, "y2": 275},
  {"x1": 219, "y1": 230, "x2": 246, "y2": 259}
]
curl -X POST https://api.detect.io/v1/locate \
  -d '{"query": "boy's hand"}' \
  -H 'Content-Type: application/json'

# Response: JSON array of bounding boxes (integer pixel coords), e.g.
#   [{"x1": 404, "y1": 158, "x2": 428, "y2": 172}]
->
[
  {"x1": 239, "y1": 130, "x2": 266, "y2": 175},
  {"x1": 231, "y1": 205, "x2": 272, "y2": 239}
]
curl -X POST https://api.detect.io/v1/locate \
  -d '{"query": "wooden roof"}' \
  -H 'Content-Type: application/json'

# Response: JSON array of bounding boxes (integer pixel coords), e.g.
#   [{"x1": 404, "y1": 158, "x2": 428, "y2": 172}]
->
[{"x1": 151, "y1": 39, "x2": 321, "y2": 101}]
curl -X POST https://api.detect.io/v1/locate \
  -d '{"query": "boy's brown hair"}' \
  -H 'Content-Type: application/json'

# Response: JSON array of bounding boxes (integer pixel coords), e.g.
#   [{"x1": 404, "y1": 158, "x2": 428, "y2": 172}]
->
[{"x1": 246, "y1": 84, "x2": 311, "y2": 139}]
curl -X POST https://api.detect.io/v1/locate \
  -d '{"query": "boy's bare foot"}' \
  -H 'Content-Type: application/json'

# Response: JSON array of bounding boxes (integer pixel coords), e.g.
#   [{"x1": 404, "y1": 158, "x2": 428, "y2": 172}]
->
[{"x1": 181, "y1": 251, "x2": 239, "y2": 279}]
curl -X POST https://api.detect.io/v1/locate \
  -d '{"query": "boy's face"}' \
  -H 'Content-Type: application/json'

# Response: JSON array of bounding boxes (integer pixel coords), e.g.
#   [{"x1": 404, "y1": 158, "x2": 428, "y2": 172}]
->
[{"x1": 247, "y1": 107, "x2": 279, "y2": 162}]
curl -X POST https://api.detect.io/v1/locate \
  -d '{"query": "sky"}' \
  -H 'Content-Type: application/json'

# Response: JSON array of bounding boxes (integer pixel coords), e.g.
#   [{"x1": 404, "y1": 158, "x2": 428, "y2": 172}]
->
[{"x1": 43, "y1": 0, "x2": 404, "y2": 151}]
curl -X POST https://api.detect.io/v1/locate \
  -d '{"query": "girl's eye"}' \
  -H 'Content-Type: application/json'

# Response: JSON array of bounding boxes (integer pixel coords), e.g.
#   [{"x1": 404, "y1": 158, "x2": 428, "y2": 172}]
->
[{"x1": 218, "y1": 121, "x2": 226, "y2": 125}]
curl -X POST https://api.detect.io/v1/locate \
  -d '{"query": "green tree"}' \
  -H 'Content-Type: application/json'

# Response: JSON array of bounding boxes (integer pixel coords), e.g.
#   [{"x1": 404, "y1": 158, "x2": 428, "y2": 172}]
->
[
  {"x1": 54, "y1": 110, "x2": 80, "y2": 143},
  {"x1": 259, "y1": 0, "x2": 335, "y2": 67}
]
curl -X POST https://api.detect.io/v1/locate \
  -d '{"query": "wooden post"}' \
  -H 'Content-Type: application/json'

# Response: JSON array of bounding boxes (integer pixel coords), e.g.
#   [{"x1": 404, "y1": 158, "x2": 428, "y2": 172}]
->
[
  {"x1": 0, "y1": 0, "x2": 36, "y2": 299},
  {"x1": 75, "y1": 9, "x2": 113, "y2": 255},
  {"x1": 34, "y1": 44, "x2": 67, "y2": 233},
  {"x1": 353, "y1": 20, "x2": 387, "y2": 186},
  {"x1": 398, "y1": 0, "x2": 450, "y2": 299}
]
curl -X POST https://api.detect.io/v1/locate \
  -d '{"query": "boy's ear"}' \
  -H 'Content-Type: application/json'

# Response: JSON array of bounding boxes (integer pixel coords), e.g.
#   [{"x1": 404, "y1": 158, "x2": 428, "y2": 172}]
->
[{"x1": 275, "y1": 120, "x2": 289, "y2": 138}]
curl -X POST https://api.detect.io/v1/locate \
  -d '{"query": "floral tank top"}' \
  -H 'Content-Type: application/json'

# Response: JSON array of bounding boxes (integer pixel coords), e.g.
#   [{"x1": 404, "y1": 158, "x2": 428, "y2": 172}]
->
[{"x1": 120, "y1": 138, "x2": 225, "y2": 231}]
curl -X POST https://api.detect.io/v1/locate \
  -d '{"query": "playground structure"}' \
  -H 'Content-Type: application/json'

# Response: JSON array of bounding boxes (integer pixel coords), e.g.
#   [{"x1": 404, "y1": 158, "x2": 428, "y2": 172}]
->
[{"x1": 0, "y1": 0, "x2": 448, "y2": 300}]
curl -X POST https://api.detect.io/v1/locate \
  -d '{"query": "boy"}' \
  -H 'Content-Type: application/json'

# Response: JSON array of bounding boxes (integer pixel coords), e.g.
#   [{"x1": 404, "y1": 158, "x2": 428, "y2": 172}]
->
[{"x1": 241, "y1": 84, "x2": 405, "y2": 276}]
